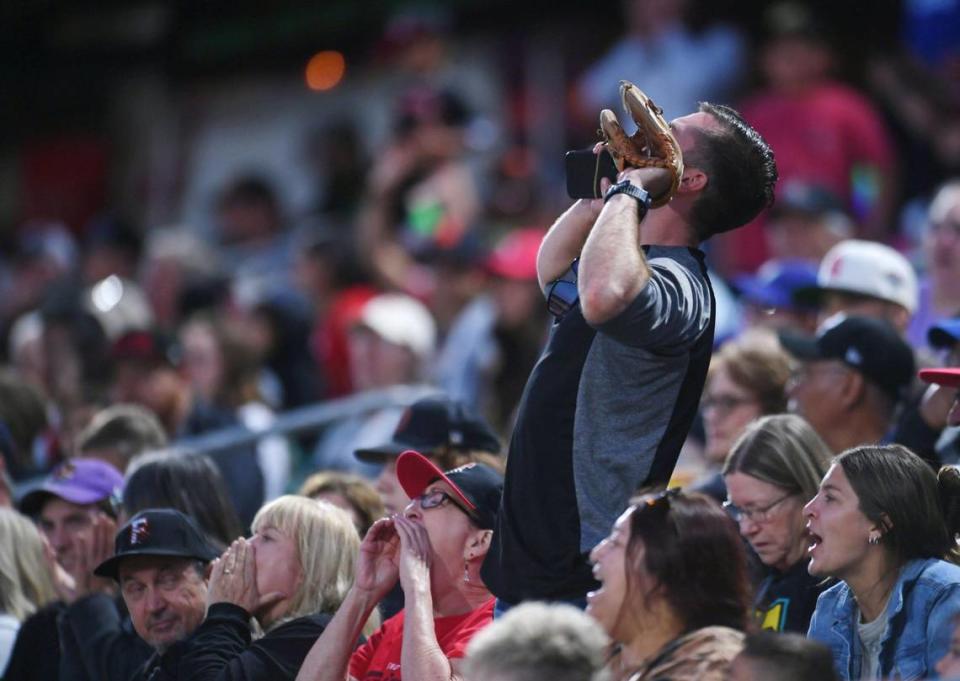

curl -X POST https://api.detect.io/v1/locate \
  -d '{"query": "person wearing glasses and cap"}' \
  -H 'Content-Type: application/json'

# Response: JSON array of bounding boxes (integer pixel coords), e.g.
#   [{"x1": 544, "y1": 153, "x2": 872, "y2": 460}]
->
[
  {"x1": 481, "y1": 105, "x2": 778, "y2": 612},
  {"x1": 296, "y1": 450, "x2": 502, "y2": 681}
]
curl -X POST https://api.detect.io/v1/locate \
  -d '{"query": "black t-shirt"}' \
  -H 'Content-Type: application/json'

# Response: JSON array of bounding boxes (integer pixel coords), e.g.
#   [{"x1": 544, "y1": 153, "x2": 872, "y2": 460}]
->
[
  {"x1": 754, "y1": 559, "x2": 831, "y2": 634},
  {"x1": 482, "y1": 303, "x2": 599, "y2": 603},
  {"x1": 481, "y1": 246, "x2": 716, "y2": 604}
]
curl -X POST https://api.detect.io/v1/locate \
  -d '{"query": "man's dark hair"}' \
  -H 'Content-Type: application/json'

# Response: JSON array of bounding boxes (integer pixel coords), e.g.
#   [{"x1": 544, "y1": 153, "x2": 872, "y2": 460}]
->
[
  {"x1": 686, "y1": 102, "x2": 778, "y2": 241},
  {"x1": 739, "y1": 631, "x2": 838, "y2": 681}
]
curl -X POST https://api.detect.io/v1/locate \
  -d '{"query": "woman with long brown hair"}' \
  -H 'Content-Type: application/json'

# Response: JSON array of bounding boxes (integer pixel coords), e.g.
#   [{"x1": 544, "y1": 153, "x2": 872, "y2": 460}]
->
[
  {"x1": 806, "y1": 444, "x2": 960, "y2": 679},
  {"x1": 588, "y1": 490, "x2": 752, "y2": 681}
]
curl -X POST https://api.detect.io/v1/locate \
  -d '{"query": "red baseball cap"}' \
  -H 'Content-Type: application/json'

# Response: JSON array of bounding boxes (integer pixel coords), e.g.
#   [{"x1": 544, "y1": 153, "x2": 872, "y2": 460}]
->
[
  {"x1": 918, "y1": 368, "x2": 960, "y2": 388},
  {"x1": 396, "y1": 450, "x2": 502, "y2": 530}
]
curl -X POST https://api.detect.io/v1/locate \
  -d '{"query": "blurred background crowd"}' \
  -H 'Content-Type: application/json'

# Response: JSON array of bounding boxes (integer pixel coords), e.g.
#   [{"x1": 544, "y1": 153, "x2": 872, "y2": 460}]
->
[
  {"x1": 2, "y1": 0, "x2": 960, "y2": 677},
  {"x1": 1, "y1": 0, "x2": 957, "y2": 488}
]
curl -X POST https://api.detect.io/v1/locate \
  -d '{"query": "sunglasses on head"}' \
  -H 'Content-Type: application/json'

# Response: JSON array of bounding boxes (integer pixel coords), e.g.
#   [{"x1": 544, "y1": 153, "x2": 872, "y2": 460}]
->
[{"x1": 639, "y1": 487, "x2": 681, "y2": 512}]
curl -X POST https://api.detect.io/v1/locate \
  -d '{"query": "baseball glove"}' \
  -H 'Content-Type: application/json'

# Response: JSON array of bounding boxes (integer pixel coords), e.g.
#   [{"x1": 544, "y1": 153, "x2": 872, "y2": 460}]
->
[{"x1": 599, "y1": 80, "x2": 684, "y2": 208}]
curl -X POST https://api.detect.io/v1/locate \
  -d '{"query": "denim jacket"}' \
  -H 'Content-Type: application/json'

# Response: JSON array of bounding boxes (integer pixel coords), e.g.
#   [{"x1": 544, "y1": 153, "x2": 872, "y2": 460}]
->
[{"x1": 807, "y1": 558, "x2": 960, "y2": 680}]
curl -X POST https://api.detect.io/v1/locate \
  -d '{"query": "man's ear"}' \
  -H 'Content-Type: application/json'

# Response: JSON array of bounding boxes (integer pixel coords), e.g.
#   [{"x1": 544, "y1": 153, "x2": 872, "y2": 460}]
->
[
  {"x1": 464, "y1": 529, "x2": 493, "y2": 561},
  {"x1": 838, "y1": 369, "x2": 864, "y2": 410},
  {"x1": 678, "y1": 166, "x2": 708, "y2": 194}
]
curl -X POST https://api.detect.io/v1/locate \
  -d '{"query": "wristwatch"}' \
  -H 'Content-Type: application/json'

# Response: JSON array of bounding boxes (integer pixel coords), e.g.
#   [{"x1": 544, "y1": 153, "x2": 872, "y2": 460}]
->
[{"x1": 603, "y1": 180, "x2": 651, "y2": 221}]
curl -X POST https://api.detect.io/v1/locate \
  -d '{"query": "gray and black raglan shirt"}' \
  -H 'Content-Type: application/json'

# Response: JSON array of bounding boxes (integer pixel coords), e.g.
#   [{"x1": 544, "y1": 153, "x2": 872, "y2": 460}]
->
[{"x1": 482, "y1": 245, "x2": 715, "y2": 603}]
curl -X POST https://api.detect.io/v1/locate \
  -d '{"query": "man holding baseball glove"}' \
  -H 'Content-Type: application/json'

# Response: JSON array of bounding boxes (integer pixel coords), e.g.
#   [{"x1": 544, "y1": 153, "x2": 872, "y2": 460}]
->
[{"x1": 482, "y1": 81, "x2": 779, "y2": 610}]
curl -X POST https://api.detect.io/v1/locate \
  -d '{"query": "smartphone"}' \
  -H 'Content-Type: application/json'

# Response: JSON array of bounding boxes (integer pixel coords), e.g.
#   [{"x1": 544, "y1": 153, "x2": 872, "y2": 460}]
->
[{"x1": 565, "y1": 148, "x2": 619, "y2": 199}]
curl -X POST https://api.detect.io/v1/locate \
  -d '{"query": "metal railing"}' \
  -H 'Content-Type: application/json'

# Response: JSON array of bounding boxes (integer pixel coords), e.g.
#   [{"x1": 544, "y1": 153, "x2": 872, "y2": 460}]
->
[{"x1": 168, "y1": 384, "x2": 441, "y2": 456}]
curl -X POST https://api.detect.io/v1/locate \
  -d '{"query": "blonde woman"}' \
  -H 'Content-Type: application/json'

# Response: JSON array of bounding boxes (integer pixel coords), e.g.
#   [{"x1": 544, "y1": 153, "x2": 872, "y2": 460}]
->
[
  {"x1": 0, "y1": 508, "x2": 58, "y2": 674},
  {"x1": 179, "y1": 496, "x2": 365, "y2": 680}
]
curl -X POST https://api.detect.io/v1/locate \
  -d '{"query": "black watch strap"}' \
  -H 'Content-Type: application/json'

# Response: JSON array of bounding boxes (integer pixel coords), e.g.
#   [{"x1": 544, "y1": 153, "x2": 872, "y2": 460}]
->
[{"x1": 604, "y1": 180, "x2": 652, "y2": 221}]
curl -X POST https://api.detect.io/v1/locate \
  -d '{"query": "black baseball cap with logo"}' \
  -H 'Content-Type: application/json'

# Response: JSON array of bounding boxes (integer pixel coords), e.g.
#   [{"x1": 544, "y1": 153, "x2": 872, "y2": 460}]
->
[
  {"x1": 779, "y1": 315, "x2": 916, "y2": 401},
  {"x1": 396, "y1": 450, "x2": 503, "y2": 530},
  {"x1": 94, "y1": 508, "x2": 219, "y2": 580},
  {"x1": 355, "y1": 396, "x2": 501, "y2": 462}
]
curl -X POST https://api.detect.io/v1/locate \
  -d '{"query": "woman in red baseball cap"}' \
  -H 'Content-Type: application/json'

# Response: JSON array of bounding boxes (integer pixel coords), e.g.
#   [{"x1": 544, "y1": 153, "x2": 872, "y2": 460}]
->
[{"x1": 297, "y1": 450, "x2": 503, "y2": 681}]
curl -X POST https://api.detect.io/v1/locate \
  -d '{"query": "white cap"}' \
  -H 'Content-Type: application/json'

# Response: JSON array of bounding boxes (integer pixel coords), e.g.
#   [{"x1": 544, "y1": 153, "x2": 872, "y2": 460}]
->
[
  {"x1": 815, "y1": 240, "x2": 918, "y2": 313},
  {"x1": 358, "y1": 294, "x2": 437, "y2": 360}
]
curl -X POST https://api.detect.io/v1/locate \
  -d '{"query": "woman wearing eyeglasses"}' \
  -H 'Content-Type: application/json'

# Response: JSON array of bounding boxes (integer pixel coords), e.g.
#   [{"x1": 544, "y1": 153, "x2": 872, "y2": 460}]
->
[
  {"x1": 688, "y1": 333, "x2": 792, "y2": 501},
  {"x1": 588, "y1": 490, "x2": 751, "y2": 681},
  {"x1": 722, "y1": 414, "x2": 832, "y2": 633},
  {"x1": 805, "y1": 444, "x2": 960, "y2": 680},
  {"x1": 296, "y1": 450, "x2": 503, "y2": 681}
]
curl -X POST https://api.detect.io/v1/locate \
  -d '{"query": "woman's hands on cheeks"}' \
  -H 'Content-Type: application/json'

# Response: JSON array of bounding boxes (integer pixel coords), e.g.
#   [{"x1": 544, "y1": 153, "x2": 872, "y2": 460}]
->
[
  {"x1": 354, "y1": 518, "x2": 402, "y2": 600},
  {"x1": 208, "y1": 538, "x2": 284, "y2": 616}
]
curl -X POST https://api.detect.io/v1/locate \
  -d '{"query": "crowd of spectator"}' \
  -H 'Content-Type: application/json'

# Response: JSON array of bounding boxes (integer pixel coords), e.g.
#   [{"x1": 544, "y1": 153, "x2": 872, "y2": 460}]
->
[{"x1": 2, "y1": 0, "x2": 960, "y2": 679}]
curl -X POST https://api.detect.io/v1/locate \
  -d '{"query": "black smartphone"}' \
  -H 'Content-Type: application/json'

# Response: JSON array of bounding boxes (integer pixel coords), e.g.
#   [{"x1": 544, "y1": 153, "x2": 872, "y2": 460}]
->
[{"x1": 565, "y1": 148, "x2": 619, "y2": 199}]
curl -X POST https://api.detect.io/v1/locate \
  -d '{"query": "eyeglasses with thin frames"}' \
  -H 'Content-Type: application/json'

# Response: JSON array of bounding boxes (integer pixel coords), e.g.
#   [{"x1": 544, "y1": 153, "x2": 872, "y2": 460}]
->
[
  {"x1": 788, "y1": 363, "x2": 850, "y2": 387},
  {"x1": 723, "y1": 492, "x2": 796, "y2": 524},
  {"x1": 700, "y1": 394, "x2": 757, "y2": 414}
]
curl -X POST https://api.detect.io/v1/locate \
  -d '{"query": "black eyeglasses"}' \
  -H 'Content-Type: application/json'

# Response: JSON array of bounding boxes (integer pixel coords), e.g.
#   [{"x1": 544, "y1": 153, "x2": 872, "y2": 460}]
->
[
  {"x1": 546, "y1": 259, "x2": 580, "y2": 319},
  {"x1": 412, "y1": 490, "x2": 478, "y2": 521}
]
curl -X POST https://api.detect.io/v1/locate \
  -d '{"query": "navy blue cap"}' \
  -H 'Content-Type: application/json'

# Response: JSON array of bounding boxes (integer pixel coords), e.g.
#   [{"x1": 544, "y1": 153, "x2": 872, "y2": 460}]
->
[
  {"x1": 928, "y1": 318, "x2": 960, "y2": 350},
  {"x1": 779, "y1": 315, "x2": 915, "y2": 401},
  {"x1": 94, "y1": 509, "x2": 219, "y2": 580},
  {"x1": 733, "y1": 259, "x2": 819, "y2": 310},
  {"x1": 355, "y1": 396, "x2": 501, "y2": 462}
]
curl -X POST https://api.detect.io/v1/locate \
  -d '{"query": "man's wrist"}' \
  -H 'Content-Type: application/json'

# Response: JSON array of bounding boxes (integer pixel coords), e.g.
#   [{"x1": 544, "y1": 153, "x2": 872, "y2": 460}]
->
[{"x1": 603, "y1": 181, "x2": 651, "y2": 221}]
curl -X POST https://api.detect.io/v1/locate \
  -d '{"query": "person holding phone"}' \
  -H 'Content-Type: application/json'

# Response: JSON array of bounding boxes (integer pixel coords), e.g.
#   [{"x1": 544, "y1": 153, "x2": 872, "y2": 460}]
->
[{"x1": 481, "y1": 102, "x2": 778, "y2": 613}]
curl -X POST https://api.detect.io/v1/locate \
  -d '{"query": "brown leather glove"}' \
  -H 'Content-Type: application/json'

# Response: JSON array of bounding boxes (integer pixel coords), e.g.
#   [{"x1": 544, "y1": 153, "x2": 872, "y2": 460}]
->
[{"x1": 599, "y1": 81, "x2": 684, "y2": 208}]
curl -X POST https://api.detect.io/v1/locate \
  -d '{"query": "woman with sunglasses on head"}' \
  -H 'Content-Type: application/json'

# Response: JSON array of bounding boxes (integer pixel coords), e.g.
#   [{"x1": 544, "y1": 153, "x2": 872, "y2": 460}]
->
[
  {"x1": 805, "y1": 444, "x2": 960, "y2": 680},
  {"x1": 296, "y1": 450, "x2": 503, "y2": 681},
  {"x1": 723, "y1": 414, "x2": 832, "y2": 633},
  {"x1": 588, "y1": 490, "x2": 752, "y2": 681}
]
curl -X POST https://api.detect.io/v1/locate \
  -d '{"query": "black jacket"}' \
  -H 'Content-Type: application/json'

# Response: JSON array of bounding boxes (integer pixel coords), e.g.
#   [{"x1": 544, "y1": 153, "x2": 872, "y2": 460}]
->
[
  {"x1": 3, "y1": 602, "x2": 64, "y2": 681},
  {"x1": 177, "y1": 603, "x2": 331, "y2": 681},
  {"x1": 57, "y1": 593, "x2": 152, "y2": 681}
]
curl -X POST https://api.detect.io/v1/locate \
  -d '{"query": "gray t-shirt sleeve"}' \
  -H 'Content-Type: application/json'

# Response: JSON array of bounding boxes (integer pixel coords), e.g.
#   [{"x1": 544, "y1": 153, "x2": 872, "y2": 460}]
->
[{"x1": 595, "y1": 255, "x2": 710, "y2": 352}]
